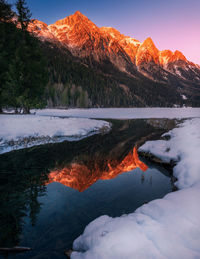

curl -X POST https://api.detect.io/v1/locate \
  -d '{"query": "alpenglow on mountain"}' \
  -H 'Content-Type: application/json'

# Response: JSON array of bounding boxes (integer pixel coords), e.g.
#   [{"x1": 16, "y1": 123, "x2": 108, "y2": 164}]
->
[{"x1": 28, "y1": 11, "x2": 200, "y2": 107}]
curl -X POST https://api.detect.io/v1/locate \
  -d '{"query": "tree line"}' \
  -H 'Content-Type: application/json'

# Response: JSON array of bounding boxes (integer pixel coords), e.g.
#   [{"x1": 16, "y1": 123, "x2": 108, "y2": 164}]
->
[{"x1": 0, "y1": 0, "x2": 47, "y2": 113}]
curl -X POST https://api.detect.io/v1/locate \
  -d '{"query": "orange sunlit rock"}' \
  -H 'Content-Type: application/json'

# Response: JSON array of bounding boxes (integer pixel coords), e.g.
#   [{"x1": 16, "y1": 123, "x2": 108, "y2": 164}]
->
[
  {"x1": 47, "y1": 147, "x2": 148, "y2": 192},
  {"x1": 26, "y1": 10, "x2": 199, "y2": 80}
]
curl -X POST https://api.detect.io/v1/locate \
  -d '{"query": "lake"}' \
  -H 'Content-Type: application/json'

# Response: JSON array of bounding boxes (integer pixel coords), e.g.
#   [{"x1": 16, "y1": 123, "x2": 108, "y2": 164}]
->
[{"x1": 0, "y1": 119, "x2": 177, "y2": 259}]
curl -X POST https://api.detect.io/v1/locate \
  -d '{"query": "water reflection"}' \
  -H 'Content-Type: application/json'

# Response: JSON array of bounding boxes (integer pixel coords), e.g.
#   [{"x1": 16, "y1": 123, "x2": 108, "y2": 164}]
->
[
  {"x1": 48, "y1": 147, "x2": 148, "y2": 192},
  {"x1": 0, "y1": 119, "x2": 175, "y2": 254},
  {"x1": 0, "y1": 169, "x2": 48, "y2": 248}
]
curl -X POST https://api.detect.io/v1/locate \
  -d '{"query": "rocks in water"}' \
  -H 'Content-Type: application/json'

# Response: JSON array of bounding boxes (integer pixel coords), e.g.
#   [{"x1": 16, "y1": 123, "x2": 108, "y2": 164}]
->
[{"x1": 64, "y1": 249, "x2": 73, "y2": 258}]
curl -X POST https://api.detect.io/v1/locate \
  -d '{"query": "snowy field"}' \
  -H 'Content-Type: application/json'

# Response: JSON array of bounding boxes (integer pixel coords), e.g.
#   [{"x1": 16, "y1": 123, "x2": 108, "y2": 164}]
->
[
  {"x1": 0, "y1": 115, "x2": 110, "y2": 154},
  {"x1": 71, "y1": 118, "x2": 200, "y2": 259},
  {"x1": 34, "y1": 107, "x2": 200, "y2": 119}
]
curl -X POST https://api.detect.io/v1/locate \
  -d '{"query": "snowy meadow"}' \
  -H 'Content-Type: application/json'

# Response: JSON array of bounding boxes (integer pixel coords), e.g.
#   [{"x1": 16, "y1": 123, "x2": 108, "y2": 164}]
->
[{"x1": 34, "y1": 107, "x2": 200, "y2": 119}]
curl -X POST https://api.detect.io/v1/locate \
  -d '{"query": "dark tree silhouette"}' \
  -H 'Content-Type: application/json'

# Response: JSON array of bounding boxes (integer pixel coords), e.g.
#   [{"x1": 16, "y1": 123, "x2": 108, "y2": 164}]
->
[
  {"x1": 0, "y1": 0, "x2": 47, "y2": 113},
  {"x1": 16, "y1": 0, "x2": 31, "y2": 31},
  {"x1": 0, "y1": 0, "x2": 13, "y2": 22}
]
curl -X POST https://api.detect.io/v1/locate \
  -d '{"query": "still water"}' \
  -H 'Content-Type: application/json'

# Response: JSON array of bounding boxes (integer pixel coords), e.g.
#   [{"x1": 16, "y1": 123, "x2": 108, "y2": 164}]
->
[{"x1": 0, "y1": 119, "x2": 176, "y2": 259}]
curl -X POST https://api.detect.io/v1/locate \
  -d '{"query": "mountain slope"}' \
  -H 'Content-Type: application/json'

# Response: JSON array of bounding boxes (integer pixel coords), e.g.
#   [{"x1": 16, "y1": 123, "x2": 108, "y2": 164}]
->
[{"x1": 28, "y1": 11, "x2": 200, "y2": 107}]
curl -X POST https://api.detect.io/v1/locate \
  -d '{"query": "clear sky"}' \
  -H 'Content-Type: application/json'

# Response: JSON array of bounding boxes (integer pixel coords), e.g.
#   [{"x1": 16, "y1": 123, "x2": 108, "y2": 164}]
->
[{"x1": 10, "y1": 0, "x2": 200, "y2": 64}]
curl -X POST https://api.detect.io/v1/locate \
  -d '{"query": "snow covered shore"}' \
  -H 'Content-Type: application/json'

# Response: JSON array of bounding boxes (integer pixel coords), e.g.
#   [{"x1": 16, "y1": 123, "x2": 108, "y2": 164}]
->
[
  {"x1": 71, "y1": 118, "x2": 200, "y2": 259},
  {"x1": 0, "y1": 115, "x2": 110, "y2": 154},
  {"x1": 34, "y1": 107, "x2": 200, "y2": 119}
]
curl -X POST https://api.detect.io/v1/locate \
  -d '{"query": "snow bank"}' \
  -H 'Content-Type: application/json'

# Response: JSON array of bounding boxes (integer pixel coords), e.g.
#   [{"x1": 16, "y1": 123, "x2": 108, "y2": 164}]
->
[
  {"x1": 71, "y1": 118, "x2": 200, "y2": 259},
  {"x1": 139, "y1": 119, "x2": 200, "y2": 189},
  {"x1": 34, "y1": 107, "x2": 200, "y2": 119},
  {"x1": 0, "y1": 115, "x2": 110, "y2": 154}
]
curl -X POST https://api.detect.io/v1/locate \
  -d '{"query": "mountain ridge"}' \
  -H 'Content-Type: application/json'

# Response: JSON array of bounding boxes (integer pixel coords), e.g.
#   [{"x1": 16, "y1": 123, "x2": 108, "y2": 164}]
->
[
  {"x1": 29, "y1": 11, "x2": 199, "y2": 65},
  {"x1": 27, "y1": 11, "x2": 200, "y2": 107}
]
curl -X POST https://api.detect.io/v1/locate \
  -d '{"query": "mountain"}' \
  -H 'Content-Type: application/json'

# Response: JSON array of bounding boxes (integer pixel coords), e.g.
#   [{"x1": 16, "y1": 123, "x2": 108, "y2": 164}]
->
[{"x1": 28, "y1": 11, "x2": 200, "y2": 107}]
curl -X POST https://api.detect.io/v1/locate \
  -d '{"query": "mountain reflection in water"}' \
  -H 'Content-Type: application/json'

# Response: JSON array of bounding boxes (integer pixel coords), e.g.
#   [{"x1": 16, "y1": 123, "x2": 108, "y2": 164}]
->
[
  {"x1": 0, "y1": 119, "x2": 176, "y2": 255},
  {"x1": 48, "y1": 147, "x2": 148, "y2": 192}
]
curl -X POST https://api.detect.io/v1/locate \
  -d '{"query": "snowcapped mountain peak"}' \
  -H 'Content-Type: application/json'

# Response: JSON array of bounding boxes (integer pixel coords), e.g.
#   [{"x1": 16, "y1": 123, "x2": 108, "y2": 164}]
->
[
  {"x1": 100, "y1": 27, "x2": 123, "y2": 38},
  {"x1": 53, "y1": 10, "x2": 92, "y2": 27},
  {"x1": 173, "y1": 50, "x2": 187, "y2": 61},
  {"x1": 27, "y1": 12, "x2": 200, "y2": 82},
  {"x1": 69, "y1": 10, "x2": 90, "y2": 22},
  {"x1": 135, "y1": 37, "x2": 159, "y2": 66},
  {"x1": 74, "y1": 10, "x2": 83, "y2": 16},
  {"x1": 142, "y1": 37, "x2": 155, "y2": 46},
  {"x1": 159, "y1": 49, "x2": 187, "y2": 65}
]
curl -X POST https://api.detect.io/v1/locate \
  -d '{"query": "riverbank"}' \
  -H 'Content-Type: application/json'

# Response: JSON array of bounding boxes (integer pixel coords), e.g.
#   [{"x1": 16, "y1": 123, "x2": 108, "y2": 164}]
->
[
  {"x1": 70, "y1": 118, "x2": 200, "y2": 259},
  {"x1": 0, "y1": 115, "x2": 110, "y2": 154}
]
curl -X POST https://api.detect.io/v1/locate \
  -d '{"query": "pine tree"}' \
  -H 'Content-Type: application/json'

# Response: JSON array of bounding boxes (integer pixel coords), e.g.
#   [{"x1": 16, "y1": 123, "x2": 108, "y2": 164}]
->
[
  {"x1": 0, "y1": 0, "x2": 13, "y2": 22},
  {"x1": 4, "y1": 47, "x2": 23, "y2": 112},
  {"x1": 0, "y1": 0, "x2": 14, "y2": 112},
  {"x1": 0, "y1": 0, "x2": 47, "y2": 113},
  {"x1": 16, "y1": 0, "x2": 31, "y2": 31},
  {"x1": 6, "y1": 32, "x2": 47, "y2": 113}
]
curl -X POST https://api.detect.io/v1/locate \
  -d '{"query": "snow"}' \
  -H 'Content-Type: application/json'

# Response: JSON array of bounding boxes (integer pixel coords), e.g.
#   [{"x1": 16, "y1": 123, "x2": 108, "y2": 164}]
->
[
  {"x1": 175, "y1": 66, "x2": 184, "y2": 78},
  {"x1": 34, "y1": 108, "x2": 200, "y2": 119},
  {"x1": 71, "y1": 118, "x2": 200, "y2": 259},
  {"x1": 124, "y1": 37, "x2": 141, "y2": 46},
  {"x1": 159, "y1": 55, "x2": 170, "y2": 65},
  {"x1": 52, "y1": 24, "x2": 70, "y2": 29},
  {"x1": 48, "y1": 24, "x2": 71, "y2": 37},
  {"x1": 110, "y1": 32, "x2": 116, "y2": 38},
  {"x1": 181, "y1": 94, "x2": 188, "y2": 100},
  {"x1": 139, "y1": 118, "x2": 200, "y2": 189},
  {"x1": 0, "y1": 115, "x2": 110, "y2": 154}
]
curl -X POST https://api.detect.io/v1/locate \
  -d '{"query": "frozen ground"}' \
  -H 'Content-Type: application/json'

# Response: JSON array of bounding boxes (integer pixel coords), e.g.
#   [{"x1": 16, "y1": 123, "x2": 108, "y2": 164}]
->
[
  {"x1": 71, "y1": 118, "x2": 200, "y2": 259},
  {"x1": 34, "y1": 107, "x2": 200, "y2": 119},
  {"x1": 0, "y1": 115, "x2": 110, "y2": 154}
]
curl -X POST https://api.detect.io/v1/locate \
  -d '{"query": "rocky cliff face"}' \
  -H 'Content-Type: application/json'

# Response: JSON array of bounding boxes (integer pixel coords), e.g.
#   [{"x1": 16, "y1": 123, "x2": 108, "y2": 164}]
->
[
  {"x1": 28, "y1": 11, "x2": 200, "y2": 85},
  {"x1": 26, "y1": 11, "x2": 200, "y2": 107}
]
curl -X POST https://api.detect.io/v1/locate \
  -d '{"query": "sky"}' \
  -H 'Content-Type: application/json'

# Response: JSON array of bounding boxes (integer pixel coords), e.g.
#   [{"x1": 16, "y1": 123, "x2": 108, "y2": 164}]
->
[{"x1": 10, "y1": 0, "x2": 200, "y2": 64}]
